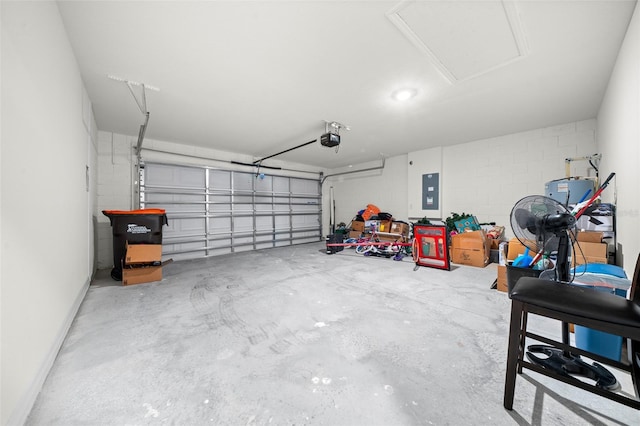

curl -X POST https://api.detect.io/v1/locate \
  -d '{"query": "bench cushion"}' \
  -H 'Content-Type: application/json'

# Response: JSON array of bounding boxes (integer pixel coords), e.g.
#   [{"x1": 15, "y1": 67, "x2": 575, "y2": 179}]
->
[{"x1": 511, "y1": 277, "x2": 640, "y2": 328}]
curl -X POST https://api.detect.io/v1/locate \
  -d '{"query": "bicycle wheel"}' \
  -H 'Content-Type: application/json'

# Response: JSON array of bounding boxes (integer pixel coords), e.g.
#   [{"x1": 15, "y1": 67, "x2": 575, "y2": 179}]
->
[{"x1": 356, "y1": 244, "x2": 373, "y2": 254}]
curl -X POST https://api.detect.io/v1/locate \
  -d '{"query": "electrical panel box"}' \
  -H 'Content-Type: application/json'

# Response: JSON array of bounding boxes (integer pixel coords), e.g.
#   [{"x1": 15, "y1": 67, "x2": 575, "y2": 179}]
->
[{"x1": 421, "y1": 173, "x2": 439, "y2": 210}]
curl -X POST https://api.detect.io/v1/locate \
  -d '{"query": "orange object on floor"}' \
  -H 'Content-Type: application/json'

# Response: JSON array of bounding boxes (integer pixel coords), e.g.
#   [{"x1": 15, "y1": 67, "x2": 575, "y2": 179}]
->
[{"x1": 361, "y1": 204, "x2": 380, "y2": 221}]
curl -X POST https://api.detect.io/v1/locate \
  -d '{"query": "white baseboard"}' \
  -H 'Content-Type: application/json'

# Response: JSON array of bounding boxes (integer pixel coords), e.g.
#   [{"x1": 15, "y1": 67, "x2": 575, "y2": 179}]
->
[{"x1": 7, "y1": 277, "x2": 90, "y2": 426}]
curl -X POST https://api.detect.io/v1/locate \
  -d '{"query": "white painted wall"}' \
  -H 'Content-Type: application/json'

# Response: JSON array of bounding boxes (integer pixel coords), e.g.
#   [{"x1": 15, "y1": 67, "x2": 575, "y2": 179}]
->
[
  {"x1": 408, "y1": 147, "x2": 442, "y2": 219},
  {"x1": 0, "y1": 2, "x2": 96, "y2": 425},
  {"x1": 597, "y1": 2, "x2": 640, "y2": 272},
  {"x1": 323, "y1": 155, "x2": 408, "y2": 228},
  {"x1": 327, "y1": 120, "x2": 597, "y2": 238},
  {"x1": 96, "y1": 132, "x2": 135, "y2": 270}
]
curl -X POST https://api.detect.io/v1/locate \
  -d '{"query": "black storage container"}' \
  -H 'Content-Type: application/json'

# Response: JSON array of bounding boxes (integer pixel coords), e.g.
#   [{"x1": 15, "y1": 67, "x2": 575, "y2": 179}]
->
[
  {"x1": 325, "y1": 234, "x2": 344, "y2": 254},
  {"x1": 506, "y1": 265, "x2": 542, "y2": 296},
  {"x1": 103, "y1": 209, "x2": 168, "y2": 280}
]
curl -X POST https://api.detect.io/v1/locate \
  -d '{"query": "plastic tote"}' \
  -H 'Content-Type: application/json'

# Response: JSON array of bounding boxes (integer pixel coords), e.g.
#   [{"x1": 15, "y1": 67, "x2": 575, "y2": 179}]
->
[
  {"x1": 506, "y1": 265, "x2": 542, "y2": 296},
  {"x1": 103, "y1": 209, "x2": 168, "y2": 281},
  {"x1": 570, "y1": 268, "x2": 631, "y2": 361}
]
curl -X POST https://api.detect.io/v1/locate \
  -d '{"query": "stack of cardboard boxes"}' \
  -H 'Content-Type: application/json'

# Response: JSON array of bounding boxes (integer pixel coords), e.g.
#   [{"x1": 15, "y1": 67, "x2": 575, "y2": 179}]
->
[
  {"x1": 122, "y1": 242, "x2": 170, "y2": 286},
  {"x1": 349, "y1": 221, "x2": 365, "y2": 239},
  {"x1": 349, "y1": 219, "x2": 410, "y2": 242},
  {"x1": 378, "y1": 220, "x2": 410, "y2": 242},
  {"x1": 572, "y1": 231, "x2": 608, "y2": 266}
]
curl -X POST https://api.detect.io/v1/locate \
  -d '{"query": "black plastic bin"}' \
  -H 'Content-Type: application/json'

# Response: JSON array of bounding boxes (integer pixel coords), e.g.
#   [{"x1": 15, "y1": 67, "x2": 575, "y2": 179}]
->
[
  {"x1": 506, "y1": 265, "x2": 542, "y2": 295},
  {"x1": 103, "y1": 209, "x2": 168, "y2": 281},
  {"x1": 325, "y1": 234, "x2": 344, "y2": 254}
]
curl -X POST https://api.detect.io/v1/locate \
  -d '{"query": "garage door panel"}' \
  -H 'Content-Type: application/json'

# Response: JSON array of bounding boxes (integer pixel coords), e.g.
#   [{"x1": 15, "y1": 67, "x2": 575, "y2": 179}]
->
[
  {"x1": 290, "y1": 179, "x2": 318, "y2": 194},
  {"x1": 141, "y1": 162, "x2": 320, "y2": 260},
  {"x1": 145, "y1": 164, "x2": 205, "y2": 188},
  {"x1": 255, "y1": 216, "x2": 273, "y2": 231},
  {"x1": 292, "y1": 214, "x2": 319, "y2": 226},
  {"x1": 254, "y1": 176, "x2": 273, "y2": 192},
  {"x1": 233, "y1": 216, "x2": 254, "y2": 232},
  {"x1": 210, "y1": 170, "x2": 231, "y2": 188},
  {"x1": 209, "y1": 217, "x2": 231, "y2": 232},
  {"x1": 233, "y1": 172, "x2": 253, "y2": 191}
]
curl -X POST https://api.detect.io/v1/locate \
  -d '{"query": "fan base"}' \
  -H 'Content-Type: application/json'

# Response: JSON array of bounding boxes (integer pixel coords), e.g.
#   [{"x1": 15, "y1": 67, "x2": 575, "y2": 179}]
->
[{"x1": 526, "y1": 345, "x2": 619, "y2": 390}]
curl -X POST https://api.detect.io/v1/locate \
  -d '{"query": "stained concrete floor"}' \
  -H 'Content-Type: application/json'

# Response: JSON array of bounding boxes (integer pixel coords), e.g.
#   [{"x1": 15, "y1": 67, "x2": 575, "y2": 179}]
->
[{"x1": 27, "y1": 242, "x2": 639, "y2": 425}]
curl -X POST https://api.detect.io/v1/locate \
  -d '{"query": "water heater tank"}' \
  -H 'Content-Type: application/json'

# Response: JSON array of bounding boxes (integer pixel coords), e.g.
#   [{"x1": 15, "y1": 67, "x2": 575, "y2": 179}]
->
[{"x1": 545, "y1": 178, "x2": 595, "y2": 205}]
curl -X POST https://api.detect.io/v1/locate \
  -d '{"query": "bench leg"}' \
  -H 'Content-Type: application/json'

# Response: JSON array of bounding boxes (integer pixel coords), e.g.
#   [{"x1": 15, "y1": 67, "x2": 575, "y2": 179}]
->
[
  {"x1": 631, "y1": 339, "x2": 640, "y2": 399},
  {"x1": 504, "y1": 300, "x2": 525, "y2": 410},
  {"x1": 518, "y1": 309, "x2": 528, "y2": 374}
]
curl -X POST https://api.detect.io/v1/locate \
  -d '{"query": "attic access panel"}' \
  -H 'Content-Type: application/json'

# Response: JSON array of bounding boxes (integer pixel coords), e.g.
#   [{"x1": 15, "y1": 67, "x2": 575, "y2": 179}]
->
[{"x1": 388, "y1": 0, "x2": 528, "y2": 82}]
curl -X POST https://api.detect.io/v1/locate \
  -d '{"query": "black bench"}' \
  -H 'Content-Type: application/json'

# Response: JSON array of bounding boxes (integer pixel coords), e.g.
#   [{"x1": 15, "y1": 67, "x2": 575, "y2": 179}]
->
[{"x1": 504, "y1": 254, "x2": 640, "y2": 410}]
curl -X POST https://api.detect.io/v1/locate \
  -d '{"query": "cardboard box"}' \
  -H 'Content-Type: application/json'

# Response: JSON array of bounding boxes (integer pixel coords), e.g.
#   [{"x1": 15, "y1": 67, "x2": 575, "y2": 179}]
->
[
  {"x1": 507, "y1": 238, "x2": 522, "y2": 261},
  {"x1": 576, "y1": 231, "x2": 604, "y2": 243},
  {"x1": 122, "y1": 265, "x2": 162, "y2": 286},
  {"x1": 496, "y1": 265, "x2": 508, "y2": 292},
  {"x1": 376, "y1": 221, "x2": 409, "y2": 242},
  {"x1": 506, "y1": 238, "x2": 535, "y2": 262},
  {"x1": 377, "y1": 232, "x2": 404, "y2": 242},
  {"x1": 123, "y1": 242, "x2": 164, "y2": 285},
  {"x1": 348, "y1": 230, "x2": 362, "y2": 239},
  {"x1": 377, "y1": 220, "x2": 393, "y2": 233},
  {"x1": 351, "y1": 221, "x2": 365, "y2": 233},
  {"x1": 125, "y1": 243, "x2": 162, "y2": 265},
  {"x1": 573, "y1": 241, "x2": 608, "y2": 265},
  {"x1": 390, "y1": 221, "x2": 410, "y2": 237},
  {"x1": 450, "y1": 230, "x2": 490, "y2": 267}
]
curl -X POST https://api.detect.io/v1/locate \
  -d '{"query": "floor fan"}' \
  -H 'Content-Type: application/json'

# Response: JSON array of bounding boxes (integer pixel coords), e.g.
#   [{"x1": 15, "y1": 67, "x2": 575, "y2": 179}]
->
[
  {"x1": 510, "y1": 195, "x2": 575, "y2": 280},
  {"x1": 509, "y1": 195, "x2": 619, "y2": 389}
]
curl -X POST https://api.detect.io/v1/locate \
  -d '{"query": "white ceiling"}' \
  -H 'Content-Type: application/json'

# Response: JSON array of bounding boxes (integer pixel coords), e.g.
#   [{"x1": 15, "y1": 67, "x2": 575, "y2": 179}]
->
[{"x1": 57, "y1": 0, "x2": 637, "y2": 169}]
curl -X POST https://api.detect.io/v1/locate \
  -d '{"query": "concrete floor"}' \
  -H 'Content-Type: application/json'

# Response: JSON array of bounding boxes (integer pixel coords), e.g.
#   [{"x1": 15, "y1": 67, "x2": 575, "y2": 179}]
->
[{"x1": 27, "y1": 242, "x2": 639, "y2": 425}]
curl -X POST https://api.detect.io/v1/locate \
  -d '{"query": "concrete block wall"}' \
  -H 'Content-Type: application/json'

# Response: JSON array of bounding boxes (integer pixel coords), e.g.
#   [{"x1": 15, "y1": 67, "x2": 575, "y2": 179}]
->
[
  {"x1": 441, "y1": 119, "x2": 597, "y2": 238},
  {"x1": 96, "y1": 131, "x2": 135, "y2": 269},
  {"x1": 328, "y1": 119, "x2": 598, "y2": 240}
]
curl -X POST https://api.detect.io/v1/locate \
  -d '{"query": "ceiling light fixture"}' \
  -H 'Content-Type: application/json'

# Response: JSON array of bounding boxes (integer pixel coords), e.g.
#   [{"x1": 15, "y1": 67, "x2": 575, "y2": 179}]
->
[{"x1": 392, "y1": 88, "x2": 418, "y2": 101}]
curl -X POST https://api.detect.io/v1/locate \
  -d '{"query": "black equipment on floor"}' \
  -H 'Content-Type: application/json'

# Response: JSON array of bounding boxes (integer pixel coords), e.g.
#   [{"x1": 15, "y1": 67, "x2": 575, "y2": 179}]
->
[{"x1": 325, "y1": 234, "x2": 345, "y2": 254}]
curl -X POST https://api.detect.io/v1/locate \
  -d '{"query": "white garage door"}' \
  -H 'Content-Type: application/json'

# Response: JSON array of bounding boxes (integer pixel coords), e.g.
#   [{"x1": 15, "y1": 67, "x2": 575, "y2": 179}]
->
[{"x1": 140, "y1": 162, "x2": 322, "y2": 261}]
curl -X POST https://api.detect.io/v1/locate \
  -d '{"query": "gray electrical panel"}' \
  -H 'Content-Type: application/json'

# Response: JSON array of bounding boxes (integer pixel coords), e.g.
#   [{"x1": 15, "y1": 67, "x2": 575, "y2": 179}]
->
[{"x1": 422, "y1": 173, "x2": 439, "y2": 210}]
